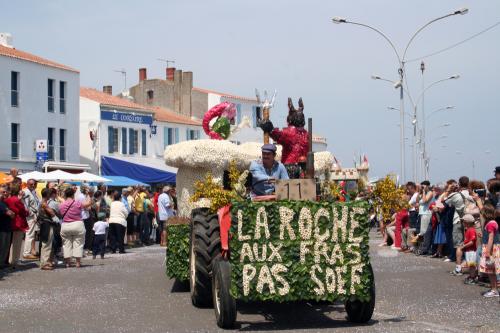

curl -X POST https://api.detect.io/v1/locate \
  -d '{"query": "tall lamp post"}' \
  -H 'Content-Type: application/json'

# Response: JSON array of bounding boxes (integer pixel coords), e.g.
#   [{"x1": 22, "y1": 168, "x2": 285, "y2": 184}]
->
[{"x1": 332, "y1": 7, "x2": 468, "y2": 183}]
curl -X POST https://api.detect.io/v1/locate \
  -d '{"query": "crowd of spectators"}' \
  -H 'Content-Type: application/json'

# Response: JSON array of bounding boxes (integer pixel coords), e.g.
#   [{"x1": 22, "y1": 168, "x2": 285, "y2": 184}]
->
[
  {"x1": 378, "y1": 167, "x2": 500, "y2": 298},
  {"x1": 0, "y1": 170, "x2": 177, "y2": 271}
]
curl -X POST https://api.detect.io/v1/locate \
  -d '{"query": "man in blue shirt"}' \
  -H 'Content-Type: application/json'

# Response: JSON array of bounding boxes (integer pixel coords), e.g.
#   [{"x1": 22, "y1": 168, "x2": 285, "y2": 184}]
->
[
  {"x1": 158, "y1": 186, "x2": 175, "y2": 246},
  {"x1": 250, "y1": 144, "x2": 289, "y2": 196}
]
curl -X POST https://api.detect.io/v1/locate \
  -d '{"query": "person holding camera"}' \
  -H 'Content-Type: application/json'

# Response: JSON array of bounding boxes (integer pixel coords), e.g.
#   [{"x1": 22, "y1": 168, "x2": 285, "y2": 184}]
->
[{"x1": 416, "y1": 180, "x2": 434, "y2": 255}]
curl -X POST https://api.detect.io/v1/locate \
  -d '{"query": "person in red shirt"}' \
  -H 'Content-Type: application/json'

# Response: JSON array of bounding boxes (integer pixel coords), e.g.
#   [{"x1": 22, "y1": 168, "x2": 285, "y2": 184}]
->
[
  {"x1": 4, "y1": 185, "x2": 29, "y2": 266},
  {"x1": 459, "y1": 214, "x2": 477, "y2": 283}
]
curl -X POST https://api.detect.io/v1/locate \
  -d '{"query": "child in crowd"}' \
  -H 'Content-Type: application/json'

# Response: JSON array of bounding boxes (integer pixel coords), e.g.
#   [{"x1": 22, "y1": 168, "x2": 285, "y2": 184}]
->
[
  {"x1": 92, "y1": 213, "x2": 109, "y2": 259},
  {"x1": 461, "y1": 215, "x2": 477, "y2": 284},
  {"x1": 479, "y1": 204, "x2": 500, "y2": 298}
]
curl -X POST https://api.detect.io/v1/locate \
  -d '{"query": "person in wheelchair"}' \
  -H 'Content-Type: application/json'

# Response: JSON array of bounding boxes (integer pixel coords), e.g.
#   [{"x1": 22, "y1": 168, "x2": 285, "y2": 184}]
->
[{"x1": 249, "y1": 144, "x2": 289, "y2": 197}]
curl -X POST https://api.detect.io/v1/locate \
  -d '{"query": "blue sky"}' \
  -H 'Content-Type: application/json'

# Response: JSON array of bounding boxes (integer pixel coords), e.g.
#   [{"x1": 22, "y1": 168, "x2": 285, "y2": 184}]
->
[{"x1": 2, "y1": 0, "x2": 499, "y2": 183}]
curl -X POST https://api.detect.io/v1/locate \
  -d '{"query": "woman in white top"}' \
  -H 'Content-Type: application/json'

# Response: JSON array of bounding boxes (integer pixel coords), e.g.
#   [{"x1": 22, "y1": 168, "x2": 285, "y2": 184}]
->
[{"x1": 109, "y1": 192, "x2": 129, "y2": 254}]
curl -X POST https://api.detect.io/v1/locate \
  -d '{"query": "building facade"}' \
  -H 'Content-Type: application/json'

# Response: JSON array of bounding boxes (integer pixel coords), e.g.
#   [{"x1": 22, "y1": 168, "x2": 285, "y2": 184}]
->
[
  {"x1": 0, "y1": 34, "x2": 80, "y2": 171},
  {"x1": 80, "y1": 86, "x2": 204, "y2": 182}
]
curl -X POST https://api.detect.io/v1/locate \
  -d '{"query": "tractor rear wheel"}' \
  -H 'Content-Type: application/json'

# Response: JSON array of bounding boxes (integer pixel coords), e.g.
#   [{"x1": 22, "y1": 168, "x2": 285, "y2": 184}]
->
[
  {"x1": 189, "y1": 208, "x2": 221, "y2": 307},
  {"x1": 212, "y1": 257, "x2": 237, "y2": 329},
  {"x1": 345, "y1": 264, "x2": 375, "y2": 323}
]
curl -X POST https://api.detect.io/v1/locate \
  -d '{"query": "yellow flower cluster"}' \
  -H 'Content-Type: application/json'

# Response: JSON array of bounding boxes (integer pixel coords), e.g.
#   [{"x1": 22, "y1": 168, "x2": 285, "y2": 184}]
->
[
  {"x1": 190, "y1": 160, "x2": 247, "y2": 212},
  {"x1": 372, "y1": 175, "x2": 409, "y2": 221},
  {"x1": 190, "y1": 173, "x2": 236, "y2": 212}
]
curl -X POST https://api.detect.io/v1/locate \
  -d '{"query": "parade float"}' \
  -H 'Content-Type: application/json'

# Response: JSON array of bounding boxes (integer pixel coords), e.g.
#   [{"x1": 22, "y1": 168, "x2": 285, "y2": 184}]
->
[{"x1": 164, "y1": 92, "x2": 375, "y2": 329}]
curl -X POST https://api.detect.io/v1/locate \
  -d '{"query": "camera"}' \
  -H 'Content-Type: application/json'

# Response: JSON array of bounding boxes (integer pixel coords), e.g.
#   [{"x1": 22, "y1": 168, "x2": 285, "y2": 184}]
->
[{"x1": 473, "y1": 188, "x2": 486, "y2": 197}]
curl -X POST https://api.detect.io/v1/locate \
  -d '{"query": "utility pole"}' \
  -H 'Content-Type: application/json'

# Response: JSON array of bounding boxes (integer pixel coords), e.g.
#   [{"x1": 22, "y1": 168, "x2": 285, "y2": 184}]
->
[{"x1": 420, "y1": 61, "x2": 426, "y2": 180}]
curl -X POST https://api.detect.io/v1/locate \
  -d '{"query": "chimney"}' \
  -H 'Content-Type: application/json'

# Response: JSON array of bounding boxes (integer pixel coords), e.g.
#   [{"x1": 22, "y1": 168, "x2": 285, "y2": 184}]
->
[
  {"x1": 103, "y1": 85, "x2": 113, "y2": 95},
  {"x1": 166, "y1": 67, "x2": 175, "y2": 81},
  {"x1": 139, "y1": 68, "x2": 147, "y2": 82}
]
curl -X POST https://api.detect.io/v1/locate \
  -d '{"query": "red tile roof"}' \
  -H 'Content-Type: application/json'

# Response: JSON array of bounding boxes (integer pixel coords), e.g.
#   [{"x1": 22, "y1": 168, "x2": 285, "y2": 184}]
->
[
  {"x1": 150, "y1": 106, "x2": 202, "y2": 126},
  {"x1": 80, "y1": 87, "x2": 151, "y2": 112},
  {"x1": 193, "y1": 87, "x2": 257, "y2": 103},
  {"x1": 0, "y1": 44, "x2": 79, "y2": 73}
]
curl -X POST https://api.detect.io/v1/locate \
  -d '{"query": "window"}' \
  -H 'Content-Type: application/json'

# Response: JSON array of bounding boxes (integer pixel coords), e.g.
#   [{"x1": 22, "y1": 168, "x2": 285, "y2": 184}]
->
[
  {"x1": 147, "y1": 90, "x2": 154, "y2": 101},
  {"x1": 163, "y1": 127, "x2": 179, "y2": 146},
  {"x1": 48, "y1": 127, "x2": 55, "y2": 160},
  {"x1": 141, "y1": 129, "x2": 147, "y2": 156},
  {"x1": 128, "y1": 129, "x2": 138, "y2": 154},
  {"x1": 48, "y1": 79, "x2": 55, "y2": 112},
  {"x1": 59, "y1": 129, "x2": 66, "y2": 161},
  {"x1": 121, "y1": 128, "x2": 127, "y2": 154},
  {"x1": 108, "y1": 126, "x2": 118, "y2": 153},
  {"x1": 186, "y1": 129, "x2": 200, "y2": 141},
  {"x1": 252, "y1": 106, "x2": 262, "y2": 128},
  {"x1": 59, "y1": 81, "x2": 66, "y2": 114},
  {"x1": 11, "y1": 123, "x2": 19, "y2": 159},
  {"x1": 11, "y1": 71, "x2": 19, "y2": 107}
]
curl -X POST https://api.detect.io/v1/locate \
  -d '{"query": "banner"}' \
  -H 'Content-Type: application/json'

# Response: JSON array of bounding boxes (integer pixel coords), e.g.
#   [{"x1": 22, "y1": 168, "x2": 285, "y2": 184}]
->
[{"x1": 229, "y1": 201, "x2": 372, "y2": 302}]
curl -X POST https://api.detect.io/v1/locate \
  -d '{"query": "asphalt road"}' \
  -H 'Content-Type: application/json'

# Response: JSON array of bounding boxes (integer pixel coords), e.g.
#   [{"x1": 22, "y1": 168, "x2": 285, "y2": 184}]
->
[{"x1": 0, "y1": 233, "x2": 499, "y2": 333}]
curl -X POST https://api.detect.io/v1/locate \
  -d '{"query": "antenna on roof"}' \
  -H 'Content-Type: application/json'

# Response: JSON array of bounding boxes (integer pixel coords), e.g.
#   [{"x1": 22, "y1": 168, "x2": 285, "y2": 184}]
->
[
  {"x1": 113, "y1": 69, "x2": 127, "y2": 92},
  {"x1": 157, "y1": 58, "x2": 175, "y2": 68}
]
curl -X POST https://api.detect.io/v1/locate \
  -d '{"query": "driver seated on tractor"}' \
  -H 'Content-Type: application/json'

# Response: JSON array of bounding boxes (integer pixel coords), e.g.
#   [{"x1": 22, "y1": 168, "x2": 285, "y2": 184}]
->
[{"x1": 249, "y1": 143, "x2": 289, "y2": 197}]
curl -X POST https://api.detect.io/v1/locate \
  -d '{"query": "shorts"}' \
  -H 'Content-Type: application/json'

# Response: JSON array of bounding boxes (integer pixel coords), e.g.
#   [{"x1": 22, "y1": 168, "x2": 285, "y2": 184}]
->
[
  {"x1": 479, "y1": 244, "x2": 500, "y2": 275},
  {"x1": 126, "y1": 213, "x2": 135, "y2": 234},
  {"x1": 452, "y1": 223, "x2": 464, "y2": 247},
  {"x1": 465, "y1": 251, "x2": 477, "y2": 267}
]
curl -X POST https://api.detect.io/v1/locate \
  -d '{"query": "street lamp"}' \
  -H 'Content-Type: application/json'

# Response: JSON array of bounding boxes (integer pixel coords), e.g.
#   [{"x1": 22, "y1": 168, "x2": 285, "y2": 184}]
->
[
  {"x1": 416, "y1": 75, "x2": 459, "y2": 180},
  {"x1": 426, "y1": 106, "x2": 455, "y2": 120},
  {"x1": 332, "y1": 8, "x2": 469, "y2": 182}
]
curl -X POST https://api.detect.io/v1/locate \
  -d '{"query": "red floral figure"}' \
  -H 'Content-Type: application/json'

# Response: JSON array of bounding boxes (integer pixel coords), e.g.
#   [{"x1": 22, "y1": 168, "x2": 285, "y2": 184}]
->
[{"x1": 259, "y1": 98, "x2": 309, "y2": 164}]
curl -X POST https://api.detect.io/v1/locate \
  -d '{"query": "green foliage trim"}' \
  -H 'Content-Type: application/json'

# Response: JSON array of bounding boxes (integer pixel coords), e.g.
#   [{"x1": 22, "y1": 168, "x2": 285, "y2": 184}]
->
[{"x1": 165, "y1": 224, "x2": 190, "y2": 281}]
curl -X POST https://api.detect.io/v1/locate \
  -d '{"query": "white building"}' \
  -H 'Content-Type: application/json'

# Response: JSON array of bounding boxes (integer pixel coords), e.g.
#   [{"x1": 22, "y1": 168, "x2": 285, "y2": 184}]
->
[
  {"x1": 80, "y1": 87, "x2": 204, "y2": 184},
  {"x1": 192, "y1": 87, "x2": 263, "y2": 144},
  {"x1": 0, "y1": 33, "x2": 80, "y2": 172}
]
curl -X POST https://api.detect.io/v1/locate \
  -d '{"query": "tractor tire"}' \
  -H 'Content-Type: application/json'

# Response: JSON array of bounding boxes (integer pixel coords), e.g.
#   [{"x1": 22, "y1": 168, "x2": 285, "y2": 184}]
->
[
  {"x1": 189, "y1": 208, "x2": 221, "y2": 308},
  {"x1": 212, "y1": 257, "x2": 237, "y2": 329},
  {"x1": 345, "y1": 264, "x2": 375, "y2": 323}
]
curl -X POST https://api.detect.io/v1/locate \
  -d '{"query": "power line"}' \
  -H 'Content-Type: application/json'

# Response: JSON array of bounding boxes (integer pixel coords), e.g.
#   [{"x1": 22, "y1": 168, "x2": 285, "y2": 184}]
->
[{"x1": 405, "y1": 20, "x2": 500, "y2": 63}]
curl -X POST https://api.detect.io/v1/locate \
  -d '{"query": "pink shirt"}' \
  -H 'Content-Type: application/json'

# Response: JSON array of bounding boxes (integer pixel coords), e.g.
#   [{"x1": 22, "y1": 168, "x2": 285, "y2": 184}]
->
[
  {"x1": 59, "y1": 199, "x2": 83, "y2": 223},
  {"x1": 485, "y1": 220, "x2": 498, "y2": 234}
]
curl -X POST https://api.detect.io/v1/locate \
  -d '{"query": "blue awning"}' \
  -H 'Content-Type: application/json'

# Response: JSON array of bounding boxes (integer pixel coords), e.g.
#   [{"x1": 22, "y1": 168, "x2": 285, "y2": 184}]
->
[
  {"x1": 101, "y1": 156, "x2": 176, "y2": 184},
  {"x1": 103, "y1": 176, "x2": 149, "y2": 187}
]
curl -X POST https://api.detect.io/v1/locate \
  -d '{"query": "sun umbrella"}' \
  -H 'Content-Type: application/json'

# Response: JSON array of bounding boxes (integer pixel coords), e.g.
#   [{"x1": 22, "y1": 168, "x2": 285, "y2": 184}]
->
[
  {"x1": 0, "y1": 172, "x2": 14, "y2": 184},
  {"x1": 73, "y1": 172, "x2": 111, "y2": 183}
]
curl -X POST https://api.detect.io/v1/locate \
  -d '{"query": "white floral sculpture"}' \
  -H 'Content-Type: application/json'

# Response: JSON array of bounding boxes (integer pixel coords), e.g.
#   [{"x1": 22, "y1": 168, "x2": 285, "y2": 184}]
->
[{"x1": 165, "y1": 139, "x2": 333, "y2": 217}]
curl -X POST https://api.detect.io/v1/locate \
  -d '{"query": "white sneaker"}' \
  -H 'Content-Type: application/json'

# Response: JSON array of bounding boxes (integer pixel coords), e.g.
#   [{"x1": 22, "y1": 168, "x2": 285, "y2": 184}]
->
[
  {"x1": 483, "y1": 290, "x2": 499, "y2": 298},
  {"x1": 443, "y1": 258, "x2": 451, "y2": 262}
]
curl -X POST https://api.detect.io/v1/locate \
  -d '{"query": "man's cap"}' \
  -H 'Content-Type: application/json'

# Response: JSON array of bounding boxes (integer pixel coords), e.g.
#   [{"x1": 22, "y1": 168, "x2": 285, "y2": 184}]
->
[
  {"x1": 495, "y1": 166, "x2": 500, "y2": 174},
  {"x1": 126, "y1": 187, "x2": 133, "y2": 192},
  {"x1": 461, "y1": 214, "x2": 475, "y2": 223},
  {"x1": 163, "y1": 185, "x2": 172, "y2": 192},
  {"x1": 122, "y1": 188, "x2": 128, "y2": 194},
  {"x1": 261, "y1": 143, "x2": 277, "y2": 153},
  {"x1": 420, "y1": 180, "x2": 431, "y2": 186}
]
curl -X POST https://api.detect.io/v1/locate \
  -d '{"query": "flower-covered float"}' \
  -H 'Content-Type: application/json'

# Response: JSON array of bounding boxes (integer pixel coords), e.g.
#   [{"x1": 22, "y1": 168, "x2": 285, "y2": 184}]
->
[{"x1": 164, "y1": 95, "x2": 375, "y2": 329}]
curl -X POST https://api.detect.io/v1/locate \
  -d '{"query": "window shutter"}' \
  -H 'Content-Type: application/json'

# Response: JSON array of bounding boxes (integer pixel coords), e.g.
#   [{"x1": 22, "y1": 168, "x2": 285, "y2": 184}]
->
[
  {"x1": 186, "y1": 128, "x2": 190, "y2": 141},
  {"x1": 122, "y1": 128, "x2": 127, "y2": 154},
  {"x1": 129, "y1": 128, "x2": 134, "y2": 154},
  {"x1": 141, "y1": 129, "x2": 147, "y2": 156},
  {"x1": 196, "y1": 130, "x2": 200, "y2": 140},
  {"x1": 108, "y1": 126, "x2": 114, "y2": 153},
  {"x1": 163, "y1": 127, "x2": 170, "y2": 148},
  {"x1": 236, "y1": 104, "x2": 242, "y2": 124},
  {"x1": 175, "y1": 128, "x2": 179, "y2": 143},
  {"x1": 252, "y1": 106, "x2": 257, "y2": 128}
]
